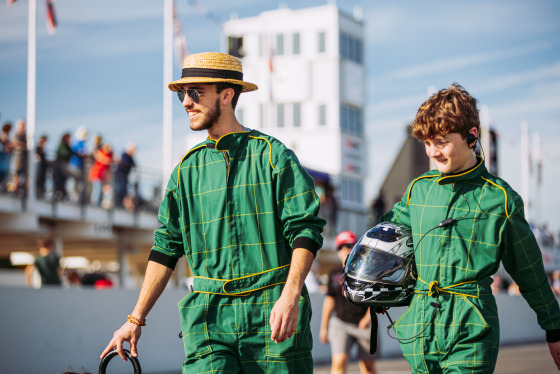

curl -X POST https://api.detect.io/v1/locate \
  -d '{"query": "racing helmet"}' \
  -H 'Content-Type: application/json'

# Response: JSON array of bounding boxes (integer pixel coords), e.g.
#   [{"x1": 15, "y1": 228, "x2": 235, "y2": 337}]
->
[{"x1": 343, "y1": 222, "x2": 416, "y2": 308}]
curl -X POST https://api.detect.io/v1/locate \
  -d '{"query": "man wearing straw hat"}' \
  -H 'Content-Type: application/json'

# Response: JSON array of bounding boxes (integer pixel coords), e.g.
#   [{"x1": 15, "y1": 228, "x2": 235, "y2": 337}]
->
[{"x1": 101, "y1": 52, "x2": 325, "y2": 373}]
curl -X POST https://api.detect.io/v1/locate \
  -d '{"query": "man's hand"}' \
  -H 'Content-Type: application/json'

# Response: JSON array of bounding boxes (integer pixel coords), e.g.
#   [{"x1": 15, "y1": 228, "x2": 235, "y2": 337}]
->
[
  {"x1": 269, "y1": 247, "x2": 314, "y2": 344},
  {"x1": 270, "y1": 293, "x2": 299, "y2": 343},
  {"x1": 319, "y1": 326, "x2": 328, "y2": 344},
  {"x1": 548, "y1": 341, "x2": 560, "y2": 370},
  {"x1": 100, "y1": 322, "x2": 142, "y2": 361}
]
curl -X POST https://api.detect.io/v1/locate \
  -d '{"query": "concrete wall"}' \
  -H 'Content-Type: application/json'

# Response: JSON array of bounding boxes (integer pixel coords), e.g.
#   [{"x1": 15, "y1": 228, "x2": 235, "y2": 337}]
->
[{"x1": 0, "y1": 287, "x2": 549, "y2": 374}]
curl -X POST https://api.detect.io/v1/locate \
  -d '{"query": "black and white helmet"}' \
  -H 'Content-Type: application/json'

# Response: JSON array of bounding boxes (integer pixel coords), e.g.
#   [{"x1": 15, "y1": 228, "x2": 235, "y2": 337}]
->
[{"x1": 343, "y1": 222, "x2": 416, "y2": 308}]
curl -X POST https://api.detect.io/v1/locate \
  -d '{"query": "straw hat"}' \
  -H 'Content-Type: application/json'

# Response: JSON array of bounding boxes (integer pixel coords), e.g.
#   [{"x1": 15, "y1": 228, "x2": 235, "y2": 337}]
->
[{"x1": 168, "y1": 52, "x2": 258, "y2": 93}]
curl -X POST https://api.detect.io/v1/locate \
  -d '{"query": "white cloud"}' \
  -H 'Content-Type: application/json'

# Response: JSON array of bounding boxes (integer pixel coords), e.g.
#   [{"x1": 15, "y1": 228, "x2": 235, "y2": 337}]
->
[
  {"x1": 368, "y1": 92, "x2": 426, "y2": 117},
  {"x1": 474, "y1": 61, "x2": 560, "y2": 94},
  {"x1": 378, "y1": 39, "x2": 560, "y2": 81}
]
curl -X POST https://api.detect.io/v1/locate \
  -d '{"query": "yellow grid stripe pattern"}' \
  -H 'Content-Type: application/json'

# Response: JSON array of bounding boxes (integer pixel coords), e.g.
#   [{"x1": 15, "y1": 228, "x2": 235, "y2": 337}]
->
[
  {"x1": 383, "y1": 160, "x2": 560, "y2": 372},
  {"x1": 155, "y1": 130, "x2": 323, "y2": 371}
]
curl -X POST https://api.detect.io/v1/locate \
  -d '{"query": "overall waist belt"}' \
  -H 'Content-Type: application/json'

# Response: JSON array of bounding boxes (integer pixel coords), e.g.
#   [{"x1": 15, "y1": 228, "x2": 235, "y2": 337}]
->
[
  {"x1": 192, "y1": 264, "x2": 291, "y2": 296},
  {"x1": 416, "y1": 277, "x2": 491, "y2": 298}
]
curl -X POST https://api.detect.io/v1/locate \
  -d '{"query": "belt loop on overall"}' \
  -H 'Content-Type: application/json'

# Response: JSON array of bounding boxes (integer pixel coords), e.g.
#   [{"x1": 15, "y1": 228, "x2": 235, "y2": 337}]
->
[{"x1": 416, "y1": 277, "x2": 480, "y2": 299}]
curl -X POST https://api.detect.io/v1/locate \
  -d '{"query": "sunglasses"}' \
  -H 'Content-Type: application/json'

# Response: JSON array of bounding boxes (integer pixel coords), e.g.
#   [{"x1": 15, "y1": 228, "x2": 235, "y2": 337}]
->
[{"x1": 177, "y1": 88, "x2": 201, "y2": 104}]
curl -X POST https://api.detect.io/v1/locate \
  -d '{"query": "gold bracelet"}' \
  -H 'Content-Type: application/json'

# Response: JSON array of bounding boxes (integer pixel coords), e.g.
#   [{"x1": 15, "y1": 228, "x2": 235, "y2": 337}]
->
[{"x1": 127, "y1": 315, "x2": 146, "y2": 326}]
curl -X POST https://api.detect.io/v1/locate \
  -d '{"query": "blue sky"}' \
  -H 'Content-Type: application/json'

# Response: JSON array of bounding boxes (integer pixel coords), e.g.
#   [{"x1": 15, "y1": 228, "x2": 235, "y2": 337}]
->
[{"x1": 1, "y1": 0, "x2": 559, "y2": 232}]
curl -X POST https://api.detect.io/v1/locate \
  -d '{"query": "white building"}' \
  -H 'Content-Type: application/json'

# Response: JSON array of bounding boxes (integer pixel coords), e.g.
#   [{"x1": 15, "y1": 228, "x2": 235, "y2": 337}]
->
[{"x1": 187, "y1": 4, "x2": 368, "y2": 242}]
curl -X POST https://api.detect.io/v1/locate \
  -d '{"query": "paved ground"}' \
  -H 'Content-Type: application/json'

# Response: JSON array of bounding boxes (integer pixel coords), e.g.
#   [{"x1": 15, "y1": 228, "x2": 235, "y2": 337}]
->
[
  {"x1": 157, "y1": 342, "x2": 556, "y2": 373},
  {"x1": 313, "y1": 342, "x2": 557, "y2": 374}
]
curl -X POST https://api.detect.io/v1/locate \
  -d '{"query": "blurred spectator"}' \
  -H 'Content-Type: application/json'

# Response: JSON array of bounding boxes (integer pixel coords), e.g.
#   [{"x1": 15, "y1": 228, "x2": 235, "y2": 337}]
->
[
  {"x1": 508, "y1": 281, "x2": 521, "y2": 296},
  {"x1": 114, "y1": 142, "x2": 136, "y2": 208},
  {"x1": 9, "y1": 119, "x2": 28, "y2": 195},
  {"x1": 92, "y1": 134, "x2": 103, "y2": 152},
  {"x1": 553, "y1": 270, "x2": 560, "y2": 296},
  {"x1": 533, "y1": 224, "x2": 554, "y2": 247},
  {"x1": 317, "y1": 180, "x2": 338, "y2": 237},
  {"x1": 53, "y1": 133, "x2": 75, "y2": 201},
  {"x1": 320, "y1": 230, "x2": 375, "y2": 374},
  {"x1": 89, "y1": 143, "x2": 113, "y2": 207},
  {"x1": 371, "y1": 191, "x2": 386, "y2": 226},
  {"x1": 35, "y1": 135, "x2": 50, "y2": 199},
  {"x1": 123, "y1": 182, "x2": 144, "y2": 212},
  {"x1": 82, "y1": 134, "x2": 103, "y2": 203},
  {"x1": 81, "y1": 272, "x2": 114, "y2": 289},
  {"x1": 65, "y1": 270, "x2": 83, "y2": 287},
  {"x1": 25, "y1": 237, "x2": 61, "y2": 288},
  {"x1": 69, "y1": 126, "x2": 89, "y2": 205},
  {"x1": 324, "y1": 184, "x2": 338, "y2": 236},
  {"x1": 0, "y1": 122, "x2": 13, "y2": 190},
  {"x1": 491, "y1": 274, "x2": 502, "y2": 295}
]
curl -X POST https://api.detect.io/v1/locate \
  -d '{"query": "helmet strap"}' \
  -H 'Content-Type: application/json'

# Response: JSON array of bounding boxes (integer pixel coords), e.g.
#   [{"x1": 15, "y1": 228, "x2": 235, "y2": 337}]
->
[{"x1": 369, "y1": 308, "x2": 378, "y2": 355}]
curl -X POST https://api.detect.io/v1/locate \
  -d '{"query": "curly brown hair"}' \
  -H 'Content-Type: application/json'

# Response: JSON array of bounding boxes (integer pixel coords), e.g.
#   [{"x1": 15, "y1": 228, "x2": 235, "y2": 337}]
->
[{"x1": 411, "y1": 83, "x2": 479, "y2": 141}]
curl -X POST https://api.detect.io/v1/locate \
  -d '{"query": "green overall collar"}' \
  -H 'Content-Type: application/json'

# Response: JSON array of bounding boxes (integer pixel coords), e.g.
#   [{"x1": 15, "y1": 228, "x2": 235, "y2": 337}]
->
[
  {"x1": 437, "y1": 156, "x2": 485, "y2": 185},
  {"x1": 205, "y1": 130, "x2": 251, "y2": 152}
]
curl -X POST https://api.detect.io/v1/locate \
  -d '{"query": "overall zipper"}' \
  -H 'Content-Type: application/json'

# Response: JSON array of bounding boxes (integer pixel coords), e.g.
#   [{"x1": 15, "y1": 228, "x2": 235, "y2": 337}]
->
[{"x1": 222, "y1": 151, "x2": 230, "y2": 178}]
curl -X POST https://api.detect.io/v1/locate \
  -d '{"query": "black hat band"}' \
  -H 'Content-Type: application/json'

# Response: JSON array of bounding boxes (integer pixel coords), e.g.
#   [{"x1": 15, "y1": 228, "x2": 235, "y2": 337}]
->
[{"x1": 181, "y1": 67, "x2": 243, "y2": 81}]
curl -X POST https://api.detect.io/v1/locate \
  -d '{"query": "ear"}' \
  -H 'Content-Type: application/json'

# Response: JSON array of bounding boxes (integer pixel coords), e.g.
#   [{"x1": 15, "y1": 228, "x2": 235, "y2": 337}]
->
[
  {"x1": 468, "y1": 127, "x2": 478, "y2": 138},
  {"x1": 220, "y1": 87, "x2": 235, "y2": 107},
  {"x1": 467, "y1": 127, "x2": 479, "y2": 149}
]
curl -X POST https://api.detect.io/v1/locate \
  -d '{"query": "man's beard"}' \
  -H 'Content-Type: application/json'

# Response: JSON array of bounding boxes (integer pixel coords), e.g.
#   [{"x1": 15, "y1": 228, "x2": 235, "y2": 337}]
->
[{"x1": 191, "y1": 97, "x2": 221, "y2": 131}]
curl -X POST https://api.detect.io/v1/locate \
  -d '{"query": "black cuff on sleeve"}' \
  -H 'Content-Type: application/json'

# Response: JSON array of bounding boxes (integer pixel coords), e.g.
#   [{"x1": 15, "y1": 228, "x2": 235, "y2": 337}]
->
[
  {"x1": 546, "y1": 328, "x2": 560, "y2": 343},
  {"x1": 292, "y1": 237, "x2": 320, "y2": 258},
  {"x1": 148, "y1": 250, "x2": 179, "y2": 270}
]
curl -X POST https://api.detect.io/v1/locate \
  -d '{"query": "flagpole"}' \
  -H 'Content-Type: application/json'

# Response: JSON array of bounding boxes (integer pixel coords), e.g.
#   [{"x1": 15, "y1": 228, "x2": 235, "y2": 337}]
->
[
  {"x1": 533, "y1": 132, "x2": 541, "y2": 224},
  {"x1": 162, "y1": 0, "x2": 173, "y2": 193},
  {"x1": 27, "y1": 0, "x2": 37, "y2": 206}
]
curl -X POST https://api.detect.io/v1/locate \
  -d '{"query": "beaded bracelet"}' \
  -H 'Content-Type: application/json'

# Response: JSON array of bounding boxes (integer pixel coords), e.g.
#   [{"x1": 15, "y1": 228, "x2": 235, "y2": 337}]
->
[{"x1": 127, "y1": 315, "x2": 146, "y2": 326}]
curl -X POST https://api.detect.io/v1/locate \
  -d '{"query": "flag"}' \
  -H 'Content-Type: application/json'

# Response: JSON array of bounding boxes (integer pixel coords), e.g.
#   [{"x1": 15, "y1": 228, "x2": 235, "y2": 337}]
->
[
  {"x1": 172, "y1": 2, "x2": 188, "y2": 66},
  {"x1": 269, "y1": 48, "x2": 274, "y2": 73},
  {"x1": 46, "y1": 0, "x2": 57, "y2": 35},
  {"x1": 7, "y1": 0, "x2": 18, "y2": 5},
  {"x1": 187, "y1": 0, "x2": 222, "y2": 25}
]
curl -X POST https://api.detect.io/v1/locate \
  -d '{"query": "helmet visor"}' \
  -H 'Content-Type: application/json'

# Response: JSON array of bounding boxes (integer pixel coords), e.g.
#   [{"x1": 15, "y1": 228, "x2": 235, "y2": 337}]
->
[{"x1": 345, "y1": 245, "x2": 410, "y2": 284}]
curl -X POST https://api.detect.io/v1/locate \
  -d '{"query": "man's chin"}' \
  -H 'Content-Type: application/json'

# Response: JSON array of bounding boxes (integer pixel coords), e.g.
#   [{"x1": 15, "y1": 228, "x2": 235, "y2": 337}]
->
[
  {"x1": 435, "y1": 164, "x2": 449, "y2": 173},
  {"x1": 190, "y1": 122, "x2": 212, "y2": 132}
]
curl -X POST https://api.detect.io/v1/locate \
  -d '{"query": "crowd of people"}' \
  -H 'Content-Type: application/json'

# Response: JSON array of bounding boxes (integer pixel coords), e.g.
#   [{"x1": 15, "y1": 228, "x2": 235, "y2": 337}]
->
[{"x1": 0, "y1": 119, "x2": 143, "y2": 211}]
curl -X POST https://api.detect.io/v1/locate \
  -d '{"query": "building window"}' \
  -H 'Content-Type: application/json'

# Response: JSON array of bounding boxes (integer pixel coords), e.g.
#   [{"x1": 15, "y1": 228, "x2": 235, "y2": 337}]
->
[
  {"x1": 339, "y1": 32, "x2": 363, "y2": 64},
  {"x1": 341, "y1": 178, "x2": 363, "y2": 203},
  {"x1": 276, "y1": 34, "x2": 284, "y2": 56},
  {"x1": 293, "y1": 103, "x2": 301, "y2": 127},
  {"x1": 228, "y1": 36, "x2": 244, "y2": 58},
  {"x1": 293, "y1": 33, "x2": 300, "y2": 55},
  {"x1": 319, "y1": 104, "x2": 326, "y2": 126},
  {"x1": 318, "y1": 31, "x2": 326, "y2": 53},
  {"x1": 340, "y1": 104, "x2": 363, "y2": 136},
  {"x1": 277, "y1": 104, "x2": 285, "y2": 127}
]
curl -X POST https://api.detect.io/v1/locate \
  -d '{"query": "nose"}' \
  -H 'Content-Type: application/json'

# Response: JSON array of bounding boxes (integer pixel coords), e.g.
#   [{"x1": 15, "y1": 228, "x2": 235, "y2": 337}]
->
[
  {"x1": 182, "y1": 95, "x2": 194, "y2": 108},
  {"x1": 425, "y1": 143, "x2": 439, "y2": 158}
]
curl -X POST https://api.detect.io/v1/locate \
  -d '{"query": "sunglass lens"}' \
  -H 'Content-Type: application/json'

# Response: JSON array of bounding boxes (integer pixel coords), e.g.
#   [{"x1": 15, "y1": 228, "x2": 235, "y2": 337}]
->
[
  {"x1": 187, "y1": 89, "x2": 200, "y2": 103},
  {"x1": 177, "y1": 88, "x2": 200, "y2": 104}
]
